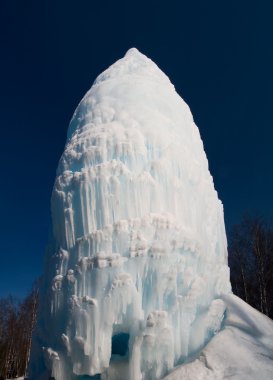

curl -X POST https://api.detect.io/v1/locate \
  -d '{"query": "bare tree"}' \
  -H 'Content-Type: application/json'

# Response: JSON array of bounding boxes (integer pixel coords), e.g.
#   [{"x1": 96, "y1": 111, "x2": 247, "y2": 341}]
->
[
  {"x1": 0, "y1": 296, "x2": 19, "y2": 379},
  {"x1": 229, "y1": 225, "x2": 251, "y2": 304},
  {"x1": 0, "y1": 283, "x2": 39, "y2": 379},
  {"x1": 229, "y1": 215, "x2": 273, "y2": 318}
]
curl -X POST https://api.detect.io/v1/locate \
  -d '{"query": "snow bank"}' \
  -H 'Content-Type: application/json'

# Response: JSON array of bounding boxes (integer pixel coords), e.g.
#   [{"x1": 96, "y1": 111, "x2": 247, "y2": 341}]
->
[{"x1": 163, "y1": 294, "x2": 273, "y2": 380}]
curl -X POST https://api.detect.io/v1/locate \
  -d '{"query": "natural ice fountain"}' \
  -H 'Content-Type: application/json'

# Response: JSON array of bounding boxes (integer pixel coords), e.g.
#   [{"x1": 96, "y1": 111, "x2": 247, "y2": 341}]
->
[{"x1": 29, "y1": 48, "x2": 231, "y2": 380}]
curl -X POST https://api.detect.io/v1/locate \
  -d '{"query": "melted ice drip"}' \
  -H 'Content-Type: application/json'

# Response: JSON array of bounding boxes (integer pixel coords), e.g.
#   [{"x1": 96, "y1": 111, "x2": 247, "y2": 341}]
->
[{"x1": 30, "y1": 48, "x2": 231, "y2": 380}]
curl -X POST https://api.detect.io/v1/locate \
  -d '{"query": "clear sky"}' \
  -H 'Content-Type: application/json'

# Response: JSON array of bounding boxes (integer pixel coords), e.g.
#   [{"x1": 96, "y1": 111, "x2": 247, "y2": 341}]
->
[{"x1": 1, "y1": 0, "x2": 273, "y2": 297}]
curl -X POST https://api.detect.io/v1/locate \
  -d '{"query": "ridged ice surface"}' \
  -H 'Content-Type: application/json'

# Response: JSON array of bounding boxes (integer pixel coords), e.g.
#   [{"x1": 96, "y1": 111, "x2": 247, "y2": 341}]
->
[{"x1": 30, "y1": 48, "x2": 231, "y2": 380}]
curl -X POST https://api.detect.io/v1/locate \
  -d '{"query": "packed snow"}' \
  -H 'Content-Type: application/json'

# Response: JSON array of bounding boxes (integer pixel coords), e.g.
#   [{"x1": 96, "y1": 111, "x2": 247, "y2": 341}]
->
[
  {"x1": 29, "y1": 48, "x2": 232, "y2": 380},
  {"x1": 163, "y1": 293, "x2": 273, "y2": 380}
]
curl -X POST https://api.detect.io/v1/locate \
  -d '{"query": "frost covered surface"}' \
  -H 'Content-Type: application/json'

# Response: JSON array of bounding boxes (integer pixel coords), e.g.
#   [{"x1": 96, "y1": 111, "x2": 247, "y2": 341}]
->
[
  {"x1": 29, "y1": 48, "x2": 231, "y2": 380},
  {"x1": 163, "y1": 294, "x2": 273, "y2": 380}
]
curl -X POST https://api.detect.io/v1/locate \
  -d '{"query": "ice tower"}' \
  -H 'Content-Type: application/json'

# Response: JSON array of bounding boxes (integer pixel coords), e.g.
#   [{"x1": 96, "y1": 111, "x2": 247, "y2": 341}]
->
[{"x1": 30, "y1": 48, "x2": 231, "y2": 380}]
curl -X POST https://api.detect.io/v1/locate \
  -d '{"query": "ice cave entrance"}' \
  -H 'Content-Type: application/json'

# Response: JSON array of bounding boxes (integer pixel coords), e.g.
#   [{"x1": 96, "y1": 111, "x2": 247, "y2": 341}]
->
[{"x1": 111, "y1": 332, "x2": 130, "y2": 358}]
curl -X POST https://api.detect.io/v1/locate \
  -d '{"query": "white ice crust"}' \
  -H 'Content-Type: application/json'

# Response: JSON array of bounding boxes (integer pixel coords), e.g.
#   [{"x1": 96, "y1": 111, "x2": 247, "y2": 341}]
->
[{"x1": 29, "y1": 48, "x2": 231, "y2": 380}]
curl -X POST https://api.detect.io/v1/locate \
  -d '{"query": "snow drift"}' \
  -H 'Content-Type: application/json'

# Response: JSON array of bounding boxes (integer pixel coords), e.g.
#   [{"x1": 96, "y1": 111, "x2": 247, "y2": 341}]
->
[
  {"x1": 30, "y1": 48, "x2": 232, "y2": 380},
  {"x1": 164, "y1": 293, "x2": 273, "y2": 380}
]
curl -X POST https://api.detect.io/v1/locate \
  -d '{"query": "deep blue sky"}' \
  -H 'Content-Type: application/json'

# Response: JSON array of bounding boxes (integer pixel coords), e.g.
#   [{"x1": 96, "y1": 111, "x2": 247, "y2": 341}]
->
[{"x1": 1, "y1": 0, "x2": 273, "y2": 297}]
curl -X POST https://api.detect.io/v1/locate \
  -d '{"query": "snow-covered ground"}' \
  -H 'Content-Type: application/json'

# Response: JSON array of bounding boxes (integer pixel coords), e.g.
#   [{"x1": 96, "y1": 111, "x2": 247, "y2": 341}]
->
[{"x1": 163, "y1": 293, "x2": 273, "y2": 380}]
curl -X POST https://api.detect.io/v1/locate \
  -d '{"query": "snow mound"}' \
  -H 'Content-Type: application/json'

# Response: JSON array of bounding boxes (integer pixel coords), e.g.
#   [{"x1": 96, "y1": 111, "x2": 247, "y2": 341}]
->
[{"x1": 163, "y1": 294, "x2": 273, "y2": 380}]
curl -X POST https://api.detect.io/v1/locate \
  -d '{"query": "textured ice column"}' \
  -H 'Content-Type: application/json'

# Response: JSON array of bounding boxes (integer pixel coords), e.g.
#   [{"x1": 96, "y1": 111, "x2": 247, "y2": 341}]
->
[{"x1": 29, "y1": 48, "x2": 231, "y2": 380}]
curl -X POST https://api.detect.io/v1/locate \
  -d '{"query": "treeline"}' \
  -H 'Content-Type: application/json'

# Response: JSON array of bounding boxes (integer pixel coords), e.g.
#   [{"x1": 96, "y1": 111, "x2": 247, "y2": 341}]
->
[
  {"x1": 0, "y1": 286, "x2": 38, "y2": 379},
  {"x1": 229, "y1": 215, "x2": 273, "y2": 318}
]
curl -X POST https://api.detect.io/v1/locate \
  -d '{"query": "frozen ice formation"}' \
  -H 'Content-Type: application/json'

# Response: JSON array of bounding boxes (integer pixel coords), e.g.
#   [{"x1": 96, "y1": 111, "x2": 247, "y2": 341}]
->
[{"x1": 29, "y1": 48, "x2": 231, "y2": 380}]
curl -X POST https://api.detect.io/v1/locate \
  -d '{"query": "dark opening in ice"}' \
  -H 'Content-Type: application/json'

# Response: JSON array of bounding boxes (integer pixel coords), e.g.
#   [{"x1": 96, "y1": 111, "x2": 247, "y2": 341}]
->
[{"x1": 111, "y1": 332, "x2": 130, "y2": 356}]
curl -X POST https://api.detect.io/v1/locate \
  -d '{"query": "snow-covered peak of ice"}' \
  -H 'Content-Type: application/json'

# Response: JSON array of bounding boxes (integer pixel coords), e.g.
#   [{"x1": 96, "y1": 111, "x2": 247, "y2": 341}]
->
[
  {"x1": 67, "y1": 48, "x2": 173, "y2": 139},
  {"x1": 93, "y1": 47, "x2": 171, "y2": 86},
  {"x1": 124, "y1": 47, "x2": 143, "y2": 57}
]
